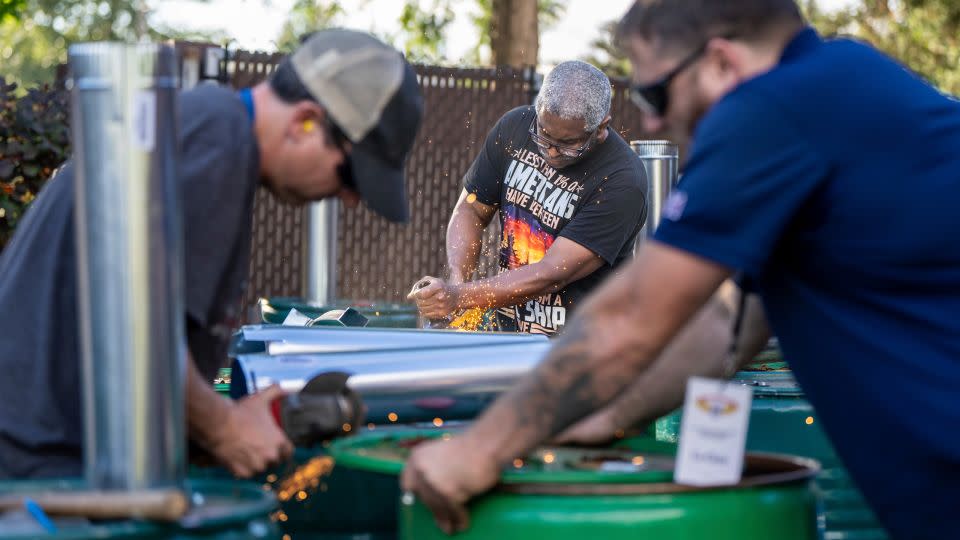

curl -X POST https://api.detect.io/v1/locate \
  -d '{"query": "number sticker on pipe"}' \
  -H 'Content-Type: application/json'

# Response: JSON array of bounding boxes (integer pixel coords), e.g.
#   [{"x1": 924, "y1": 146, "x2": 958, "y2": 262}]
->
[{"x1": 131, "y1": 91, "x2": 156, "y2": 151}]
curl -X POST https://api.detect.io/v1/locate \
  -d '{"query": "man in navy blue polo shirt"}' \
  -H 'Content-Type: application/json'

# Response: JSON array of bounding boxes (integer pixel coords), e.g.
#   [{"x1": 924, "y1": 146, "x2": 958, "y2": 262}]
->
[{"x1": 399, "y1": 1, "x2": 960, "y2": 538}]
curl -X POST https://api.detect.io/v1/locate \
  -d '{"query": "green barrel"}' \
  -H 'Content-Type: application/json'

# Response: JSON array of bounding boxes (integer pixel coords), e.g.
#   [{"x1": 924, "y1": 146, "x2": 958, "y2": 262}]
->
[
  {"x1": 259, "y1": 297, "x2": 419, "y2": 329},
  {"x1": 191, "y1": 430, "x2": 410, "y2": 540},
  {"x1": 654, "y1": 369, "x2": 888, "y2": 540},
  {"x1": 331, "y1": 429, "x2": 820, "y2": 540},
  {"x1": 0, "y1": 478, "x2": 281, "y2": 540}
]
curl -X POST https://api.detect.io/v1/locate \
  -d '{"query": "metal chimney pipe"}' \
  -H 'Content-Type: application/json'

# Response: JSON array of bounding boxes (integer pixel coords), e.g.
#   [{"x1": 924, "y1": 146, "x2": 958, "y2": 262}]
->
[
  {"x1": 230, "y1": 325, "x2": 547, "y2": 356},
  {"x1": 229, "y1": 340, "x2": 551, "y2": 424},
  {"x1": 630, "y1": 140, "x2": 679, "y2": 247},
  {"x1": 303, "y1": 199, "x2": 339, "y2": 305},
  {"x1": 70, "y1": 42, "x2": 185, "y2": 490}
]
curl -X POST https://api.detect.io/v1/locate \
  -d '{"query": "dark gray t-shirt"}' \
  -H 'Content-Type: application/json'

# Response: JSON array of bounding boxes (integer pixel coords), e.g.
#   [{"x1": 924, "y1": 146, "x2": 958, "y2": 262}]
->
[
  {"x1": 464, "y1": 106, "x2": 647, "y2": 335},
  {"x1": 0, "y1": 84, "x2": 259, "y2": 478}
]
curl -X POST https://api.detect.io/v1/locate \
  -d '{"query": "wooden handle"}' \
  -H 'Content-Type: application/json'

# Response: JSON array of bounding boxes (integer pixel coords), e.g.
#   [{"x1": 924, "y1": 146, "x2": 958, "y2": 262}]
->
[{"x1": 0, "y1": 488, "x2": 190, "y2": 522}]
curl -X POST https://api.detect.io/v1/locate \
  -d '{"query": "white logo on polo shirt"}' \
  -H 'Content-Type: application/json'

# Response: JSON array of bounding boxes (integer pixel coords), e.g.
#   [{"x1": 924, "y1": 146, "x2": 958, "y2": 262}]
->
[{"x1": 663, "y1": 190, "x2": 688, "y2": 221}]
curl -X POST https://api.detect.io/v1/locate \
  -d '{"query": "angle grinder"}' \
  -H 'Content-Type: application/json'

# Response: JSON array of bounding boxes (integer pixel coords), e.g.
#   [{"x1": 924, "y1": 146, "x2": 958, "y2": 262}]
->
[{"x1": 270, "y1": 372, "x2": 366, "y2": 446}]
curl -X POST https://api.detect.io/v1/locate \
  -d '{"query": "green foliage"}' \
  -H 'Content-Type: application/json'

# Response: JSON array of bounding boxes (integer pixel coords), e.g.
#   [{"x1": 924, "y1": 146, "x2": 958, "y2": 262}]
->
[
  {"x1": 581, "y1": 19, "x2": 629, "y2": 78},
  {"x1": 0, "y1": 77, "x2": 70, "y2": 249},
  {"x1": 398, "y1": 0, "x2": 454, "y2": 63},
  {"x1": 0, "y1": 1, "x2": 225, "y2": 89},
  {"x1": 0, "y1": 18, "x2": 65, "y2": 89},
  {"x1": 275, "y1": 0, "x2": 344, "y2": 54},
  {"x1": 803, "y1": 0, "x2": 960, "y2": 95},
  {"x1": 0, "y1": 0, "x2": 26, "y2": 22}
]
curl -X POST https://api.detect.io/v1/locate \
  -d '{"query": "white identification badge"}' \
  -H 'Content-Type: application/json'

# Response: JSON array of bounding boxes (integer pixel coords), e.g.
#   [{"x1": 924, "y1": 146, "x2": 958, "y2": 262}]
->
[
  {"x1": 674, "y1": 376, "x2": 752, "y2": 486},
  {"x1": 282, "y1": 308, "x2": 313, "y2": 326}
]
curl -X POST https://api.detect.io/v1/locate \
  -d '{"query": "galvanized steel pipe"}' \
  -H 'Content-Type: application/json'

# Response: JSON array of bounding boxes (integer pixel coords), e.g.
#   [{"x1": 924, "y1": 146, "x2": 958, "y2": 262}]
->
[
  {"x1": 230, "y1": 324, "x2": 547, "y2": 356},
  {"x1": 304, "y1": 199, "x2": 339, "y2": 305},
  {"x1": 230, "y1": 340, "x2": 551, "y2": 424},
  {"x1": 70, "y1": 42, "x2": 185, "y2": 490},
  {"x1": 630, "y1": 140, "x2": 679, "y2": 244}
]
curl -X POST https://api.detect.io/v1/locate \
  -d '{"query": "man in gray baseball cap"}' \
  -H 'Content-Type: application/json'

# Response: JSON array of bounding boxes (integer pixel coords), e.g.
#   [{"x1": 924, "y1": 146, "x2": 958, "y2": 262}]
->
[
  {"x1": 277, "y1": 28, "x2": 424, "y2": 221},
  {"x1": 0, "y1": 29, "x2": 423, "y2": 480},
  {"x1": 259, "y1": 28, "x2": 423, "y2": 221}
]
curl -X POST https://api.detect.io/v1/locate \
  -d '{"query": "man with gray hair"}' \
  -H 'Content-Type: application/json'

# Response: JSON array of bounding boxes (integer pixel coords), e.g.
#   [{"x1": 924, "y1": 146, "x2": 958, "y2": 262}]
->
[{"x1": 409, "y1": 60, "x2": 646, "y2": 336}]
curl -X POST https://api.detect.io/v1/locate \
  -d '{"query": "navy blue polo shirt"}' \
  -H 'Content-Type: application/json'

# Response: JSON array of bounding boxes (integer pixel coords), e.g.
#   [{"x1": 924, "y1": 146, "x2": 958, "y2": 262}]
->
[{"x1": 656, "y1": 28, "x2": 960, "y2": 539}]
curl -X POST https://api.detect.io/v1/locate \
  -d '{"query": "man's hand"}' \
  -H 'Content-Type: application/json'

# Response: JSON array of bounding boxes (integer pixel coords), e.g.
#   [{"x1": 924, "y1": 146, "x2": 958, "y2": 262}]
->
[
  {"x1": 206, "y1": 385, "x2": 294, "y2": 478},
  {"x1": 400, "y1": 435, "x2": 500, "y2": 535},
  {"x1": 408, "y1": 276, "x2": 461, "y2": 320}
]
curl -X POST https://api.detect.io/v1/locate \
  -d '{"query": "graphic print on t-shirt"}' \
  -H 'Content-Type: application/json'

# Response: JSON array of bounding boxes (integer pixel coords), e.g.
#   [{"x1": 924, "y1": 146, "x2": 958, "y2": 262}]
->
[
  {"x1": 500, "y1": 205, "x2": 555, "y2": 267},
  {"x1": 466, "y1": 106, "x2": 645, "y2": 338},
  {"x1": 496, "y1": 146, "x2": 588, "y2": 334}
]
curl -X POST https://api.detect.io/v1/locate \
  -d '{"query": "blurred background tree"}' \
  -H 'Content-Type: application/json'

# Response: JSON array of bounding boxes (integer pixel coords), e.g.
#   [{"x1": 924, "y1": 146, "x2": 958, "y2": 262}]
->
[
  {"x1": 275, "y1": 0, "x2": 343, "y2": 53},
  {"x1": 0, "y1": 0, "x2": 26, "y2": 22},
  {"x1": 0, "y1": 0, "x2": 225, "y2": 89},
  {"x1": 397, "y1": 0, "x2": 455, "y2": 64},
  {"x1": 582, "y1": 19, "x2": 629, "y2": 77},
  {"x1": 581, "y1": 1, "x2": 960, "y2": 95},
  {"x1": 802, "y1": 0, "x2": 960, "y2": 95},
  {"x1": 470, "y1": 0, "x2": 565, "y2": 66}
]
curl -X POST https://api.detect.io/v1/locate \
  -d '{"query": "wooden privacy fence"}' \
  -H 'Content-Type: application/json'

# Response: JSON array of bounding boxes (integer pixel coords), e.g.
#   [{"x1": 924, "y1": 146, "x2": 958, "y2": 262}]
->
[{"x1": 180, "y1": 45, "x2": 650, "y2": 320}]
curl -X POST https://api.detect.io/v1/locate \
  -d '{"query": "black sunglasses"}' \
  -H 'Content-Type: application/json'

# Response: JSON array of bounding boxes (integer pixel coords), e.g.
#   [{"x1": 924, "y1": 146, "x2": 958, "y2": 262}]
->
[{"x1": 628, "y1": 41, "x2": 709, "y2": 117}]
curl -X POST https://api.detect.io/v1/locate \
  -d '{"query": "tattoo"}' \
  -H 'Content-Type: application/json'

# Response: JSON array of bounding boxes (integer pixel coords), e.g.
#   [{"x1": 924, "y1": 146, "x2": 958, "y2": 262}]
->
[{"x1": 508, "y1": 319, "x2": 613, "y2": 438}]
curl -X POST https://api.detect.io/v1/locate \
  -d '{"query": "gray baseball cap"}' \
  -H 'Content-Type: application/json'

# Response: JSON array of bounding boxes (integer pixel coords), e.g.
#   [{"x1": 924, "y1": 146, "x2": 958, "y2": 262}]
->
[{"x1": 292, "y1": 29, "x2": 424, "y2": 222}]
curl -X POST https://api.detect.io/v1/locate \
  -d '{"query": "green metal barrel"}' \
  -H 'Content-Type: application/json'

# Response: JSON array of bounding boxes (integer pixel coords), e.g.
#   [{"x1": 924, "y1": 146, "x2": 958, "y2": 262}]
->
[
  {"x1": 258, "y1": 297, "x2": 419, "y2": 329},
  {"x1": 654, "y1": 369, "x2": 888, "y2": 540},
  {"x1": 0, "y1": 478, "x2": 281, "y2": 540},
  {"x1": 331, "y1": 429, "x2": 820, "y2": 540},
  {"x1": 191, "y1": 430, "x2": 411, "y2": 540}
]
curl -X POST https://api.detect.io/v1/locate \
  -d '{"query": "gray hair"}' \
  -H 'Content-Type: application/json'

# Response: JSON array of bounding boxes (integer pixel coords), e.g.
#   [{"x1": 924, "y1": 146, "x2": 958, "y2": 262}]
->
[{"x1": 534, "y1": 60, "x2": 612, "y2": 132}]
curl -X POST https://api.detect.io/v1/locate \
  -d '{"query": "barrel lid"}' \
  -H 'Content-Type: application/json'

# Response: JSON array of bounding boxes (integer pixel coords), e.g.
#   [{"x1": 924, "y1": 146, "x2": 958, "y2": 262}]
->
[
  {"x1": 330, "y1": 429, "x2": 677, "y2": 484},
  {"x1": 740, "y1": 338, "x2": 789, "y2": 372},
  {"x1": 0, "y1": 478, "x2": 276, "y2": 537}
]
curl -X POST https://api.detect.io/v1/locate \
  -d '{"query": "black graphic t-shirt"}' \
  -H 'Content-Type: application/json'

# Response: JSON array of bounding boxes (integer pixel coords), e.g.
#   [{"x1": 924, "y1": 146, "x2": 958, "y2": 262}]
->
[{"x1": 464, "y1": 106, "x2": 647, "y2": 335}]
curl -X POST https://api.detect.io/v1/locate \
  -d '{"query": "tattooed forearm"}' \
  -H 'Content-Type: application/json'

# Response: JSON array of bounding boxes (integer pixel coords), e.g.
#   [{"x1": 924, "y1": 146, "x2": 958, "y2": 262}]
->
[
  {"x1": 601, "y1": 289, "x2": 771, "y2": 432},
  {"x1": 501, "y1": 299, "x2": 651, "y2": 454},
  {"x1": 510, "y1": 322, "x2": 605, "y2": 437},
  {"x1": 460, "y1": 242, "x2": 730, "y2": 468}
]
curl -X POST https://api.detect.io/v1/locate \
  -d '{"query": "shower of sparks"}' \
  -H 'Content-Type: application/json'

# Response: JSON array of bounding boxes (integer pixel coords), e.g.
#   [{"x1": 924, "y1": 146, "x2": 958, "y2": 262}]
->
[{"x1": 275, "y1": 456, "x2": 335, "y2": 502}]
